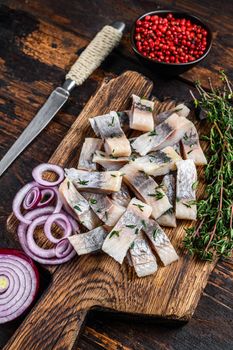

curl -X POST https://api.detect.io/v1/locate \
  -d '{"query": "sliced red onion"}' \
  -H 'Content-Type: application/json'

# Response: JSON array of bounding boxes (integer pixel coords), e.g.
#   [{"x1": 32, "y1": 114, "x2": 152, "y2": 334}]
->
[
  {"x1": 0, "y1": 249, "x2": 39, "y2": 324},
  {"x1": 23, "y1": 187, "x2": 41, "y2": 210},
  {"x1": 32, "y1": 163, "x2": 64, "y2": 187},
  {"x1": 13, "y1": 182, "x2": 39, "y2": 225},
  {"x1": 37, "y1": 188, "x2": 55, "y2": 208},
  {"x1": 44, "y1": 213, "x2": 72, "y2": 243}
]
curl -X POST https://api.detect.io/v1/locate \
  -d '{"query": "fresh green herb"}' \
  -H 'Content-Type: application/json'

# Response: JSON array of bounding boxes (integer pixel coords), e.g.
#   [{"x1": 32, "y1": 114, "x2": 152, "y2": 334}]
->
[
  {"x1": 153, "y1": 228, "x2": 159, "y2": 240},
  {"x1": 67, "y1": 181, "x2": 70, "y2": 189},
  {"x1": 110, "y1": 174, "x2": 116, "y2": 177},
  {"x1": 187, "y1": 149, "x2": 193, "y2": 155},
  {"x1": 112, "y1": 149, "x2": 115, "y2": 154},
  {"x1": 110, "y1": 154, "x2": 118, "y2": 159},
  {"x1": 130, "y1": 242, "x2": 135, "y2": 249},
  {"x1": 89, "y1": 198, "x2": 97, "y2": 205},
  {"x1": 135, "y1": 228, "x2": 139, "y2": 235},
  {"x1": 74, "y1": 205, "x2": 82, "y2": 212},
  {"x1": 109, "y1": 230, "x2": 120, "y2": 238},
  {"x1": 130, "y1": 153, "x2": 137, "y2": 161},
  {"x1": 120, "y1": 173, "x2": 125, "y2": 177},
  {"x1": 108, "y1": 116, "x2": 115, "y2": 127},
  {"x1": 148, "y1": 130, "x2": 157, "y2": 136},
  {"x1": 183, "y1": 133, "x2": 189, "y2": 141},
  {"x1": 192, "y1": 181, "x2": 199, "y2": 190},
  {"x1": 96, "y1": 208, "x2": 101, "y2": 213},
  {"x1": 139, "y1": 170, "x2": 149, "y2": 179},
  {"x1": 148, "y1": 190, "x2": 164, "y2": 200},
  {"x1": 126, "y1": 224, "x2": 137, "y2": 229},
  {"x1": 183, "y1": 200, "x2": 196, "y2": 208},
  {"x1": 141, "y1": 220, "x2": 147, "y2": 228},
  {"x1": 105, "y1": 211, "x2": 109, "y2": 220},
  {"x1": 78, "y1": 179, "x2": 89, "y2": 185},
  {"x1": 133, "y1": 203, "x2": 144, "y2": 212},
  {"x1": 184, "y1": 71, "x2": 233, "y2": 261}
]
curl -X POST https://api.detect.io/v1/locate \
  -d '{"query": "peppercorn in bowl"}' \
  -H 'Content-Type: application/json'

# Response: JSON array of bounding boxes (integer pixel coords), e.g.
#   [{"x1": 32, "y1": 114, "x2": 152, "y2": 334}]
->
[{"x1": 130, "y1": 10, "x2": 212, "y2": 76}]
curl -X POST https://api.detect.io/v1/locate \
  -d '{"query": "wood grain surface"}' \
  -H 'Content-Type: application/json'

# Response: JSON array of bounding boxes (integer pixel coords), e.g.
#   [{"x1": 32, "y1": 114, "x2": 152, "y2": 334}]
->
[{"x1": 0, "y1": 1, "x2": 232, "y2": 350}]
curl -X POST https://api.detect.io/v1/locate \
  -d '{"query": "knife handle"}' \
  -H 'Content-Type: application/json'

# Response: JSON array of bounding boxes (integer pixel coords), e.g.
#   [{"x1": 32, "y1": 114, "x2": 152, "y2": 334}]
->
[{"x1": 66, "y1": 23, "x2": 124, "y2": 86}]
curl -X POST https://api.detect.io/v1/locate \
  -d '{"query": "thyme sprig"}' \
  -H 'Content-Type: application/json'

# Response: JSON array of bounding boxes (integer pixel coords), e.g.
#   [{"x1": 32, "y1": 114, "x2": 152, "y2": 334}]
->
[{"x1": 184, "y1": 71, "x2": 233, "y2": 261}]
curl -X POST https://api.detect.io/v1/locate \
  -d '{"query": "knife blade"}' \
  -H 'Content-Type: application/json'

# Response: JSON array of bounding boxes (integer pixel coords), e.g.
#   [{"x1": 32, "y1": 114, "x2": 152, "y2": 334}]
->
[{"x1": 0, "y1": 21, "x2": 125, "y2": 177}]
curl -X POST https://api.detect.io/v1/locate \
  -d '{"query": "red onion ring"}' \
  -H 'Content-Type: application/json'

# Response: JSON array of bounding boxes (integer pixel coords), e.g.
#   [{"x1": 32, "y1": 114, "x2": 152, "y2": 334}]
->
[
  {"x1": 23, "y1": 187, "x2": 41, "y2": 210},
  {"x1": 0, "y1": 249, "x2": 39, "y2": 324},
  {"x1": 32, "y1": 163, "x2": 64, "y2": 187},
  {"x1": 37, "y1": 188, "x2": 55, "y2": 208},
  {"x1": 44, "y1": 213, "x2": 72, "y2": 243},
  {"x1": 13, "y1": 182, "x2": 39, "y2": 225}
]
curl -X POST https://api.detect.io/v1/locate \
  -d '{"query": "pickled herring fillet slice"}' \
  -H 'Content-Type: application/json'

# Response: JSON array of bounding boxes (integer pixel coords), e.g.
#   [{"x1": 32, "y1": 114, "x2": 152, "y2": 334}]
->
[
  {"x1": 157, "y1": 174, "x2": 177, "y2": 228},
  {"x1": 111, "y1": 183, "x2": 131, "y2": 207},
  {"x1": 102, "y1": 198, "x2": 152, "y2": 264},
  {"x1": 93, "y1": 150, "x2": 128, "y2": 171},
  {"x1": 153, "y1": 103, "x2": 190, "y2": 126},
  {"x1": 78, "y1": 138, "x2": 103, "y2": 171},
  {"x1": 89, "y1": 111, "x2": 131, "y2": 157},
  {"x1": 181, "y1": 126, "x2": 207, "y2": 166},
  {"x1": 65, "y1": 168, "x2": 122, "y2": 193},
  {"x1": 144, "y1": 219, "x2": 179, "y2": 266},
  {"x1": 122, "y1": 164, "x2": 172, "y2": 220},
  {"x1": 132, "y1": 113, "x2": 193, "y2": 156},
  {"x1": 59, "y1": 179, "x2": 100, "y2": 230},
  {"x1": 68, "y1": 226, "x2": 107, "y2": 255},
  {"x1": 176, "y1": 159, "x2": 197, "y2": 220},
  {"x1": 129, "y1": 94, "x2": 154, "y2": 132},
  {"x1": 132, "y1": 146, "x2": 181, "y2": 176},
  {"x1": 82, "y1": 192, "x2": 125, "y2": 227},
  {"x1": 129, "y1": 231, "x2": 158, "y2": 277}
]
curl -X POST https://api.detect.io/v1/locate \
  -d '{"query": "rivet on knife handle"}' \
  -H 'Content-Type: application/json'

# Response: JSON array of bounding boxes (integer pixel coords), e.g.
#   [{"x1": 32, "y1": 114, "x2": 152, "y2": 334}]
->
[{"x1": 66, "y1": 23, "x2": 124, "y2": 86}]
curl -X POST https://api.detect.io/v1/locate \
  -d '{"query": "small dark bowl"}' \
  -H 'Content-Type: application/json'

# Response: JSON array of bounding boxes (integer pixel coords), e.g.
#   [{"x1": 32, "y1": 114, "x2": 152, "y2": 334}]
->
[{"x1": 130, "y1": 10, "x2": 213, "y2": 77}]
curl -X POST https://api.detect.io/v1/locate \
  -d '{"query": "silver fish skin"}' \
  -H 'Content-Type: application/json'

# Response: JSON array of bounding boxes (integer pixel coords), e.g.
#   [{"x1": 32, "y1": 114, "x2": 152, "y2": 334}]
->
[
  {"x1": 122, "y1": 164, "x2": 172, "y2": 220},
  {"x1": 78, "y1": 138, "x2": 103, "y2": 171},
  {"x1": 82, "y1": 192, "x2": 125, "y2": 227},
  {"x1": 93, "y1": 150, "x2": 128, "y2": 171},
  {"x1": 65, "y1": 168, "x2": 122, "y2": 193},
  {"x1": 132, "y1": 113, "x2": 193, "y2": 156},
  {"x1": 131, "y1": 146, "x2": 181, "y2": 176},
  {"x1": 172, "y1": 142, "x2": 181, "y2": 155},
  {"x1": 102, "y1": 198, "x2": 152, "y2": 264},
  {"x1": 157, "y1": 174, "x2": 177, "y2": 228},
  {"x1": 129, "y1": 231, "x2": 158, "y2": 277},
  {"x1": 129, "y1": 94, "x2": 154, "y2": 132},
  {"x1": 89, "y1": 111, "x2": 131, "y2": 157},
  {"x1": 181, "y1": 126, "x2": 207, "y2": 166},
  {"x1": 111, "y1": 183, "x2": 131, "y2": 207},
  {"x1": 68, "y1": 226, "x2": 107, "y2": 255},
  {"x1": 59, "y1": 179, "x2": 100, "y2": 230},
  {"x1": 117, "y1": 110, "x2": 130, "y2": 132},
  {"x1": 176, "y1": 159, "x2": 197, "y2": 220},
  {"x1": 144, "y1": 219, "x2": 179, "y2": 266},
  {"x1": 153, "y1": 103, "x2": 190, "y2": 125}
]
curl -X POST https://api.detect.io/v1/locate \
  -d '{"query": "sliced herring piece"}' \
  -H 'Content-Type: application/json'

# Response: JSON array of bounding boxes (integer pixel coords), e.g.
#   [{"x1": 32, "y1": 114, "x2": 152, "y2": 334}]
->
[
  {"x1": 181, "y1": 126, "x2": 207, "y2": 166},
  {"x1": 122, "y1": 164, "x2": 172, "y2": 220},
  {"x1": 132, "y1": 113, "x2": 193, "y2": 156},
  {"x1": 65, "y1": 168, "x2": 122, "y2": 193},
  {"x1": 129, "y1": 231, "x2": 158, "y2": 277},
  {"x1": 176, "y1": 159, "x2": 197, "y2": 220},
  {"x1": 175, "y1": 103, "x2": 190, "y2": 118},
  {"x1": 144, "y1": 219, "x2": 179, "y2": 265},
  {"x1": 132, "y1": 146, "x2": 181, "y2": 176},
  {"x1": 93, "y1": 150, "x2": 128, "y2": 170},
  {"x1": 82, "y1": 192, "x2": 125, "y2": 227},
  {"x1": 153, "y1": 103, "x2": 190, "y2": 125},
  {"x1": 68, "y1": 226, "x2": 107, "y2": 255},
  {"x1": 59, "y1": 179, "x2": 100, "y2": 230},
  {"x1": 102, "y1": 198, "x2": 152, "y2": 264},
  {"x1": 157, "y1": 174, "x2": 177, "y2": 228},
  {"x1": 111, "y1": 183, "x2": 131, "y2": 207},
  {"x1": 129, "y1": 94, "x2": 154, "y2": 132},
  {"x1": 78, "y1": 138, "x2": 103, "y2": 171}
]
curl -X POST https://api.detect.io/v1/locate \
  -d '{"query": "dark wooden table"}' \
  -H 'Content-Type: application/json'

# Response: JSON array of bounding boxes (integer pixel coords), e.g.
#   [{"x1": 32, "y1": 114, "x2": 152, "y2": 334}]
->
[{"x1": 0, "y1": 1, "x2": 232, "y2": 349}]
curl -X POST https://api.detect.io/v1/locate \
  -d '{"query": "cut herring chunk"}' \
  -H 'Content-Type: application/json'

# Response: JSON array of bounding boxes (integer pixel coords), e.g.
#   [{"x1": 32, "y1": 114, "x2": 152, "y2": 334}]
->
[
  {"x1": 78, "y1": 138, "x2": 103, "y2": 171},
  {"x1": 89, "y1": 111, "x2": 131, "y2": 157},
  {"x1": 59, "y1": 179, "x2": 100, "y2": 230},
  {"x1": 157, "y1": 174, "x2": 177, "y2": 228},
  {"x1": 111, "y1": 183, "x2": 131, "y2": 208},
  {"x1": 131, "y1": 146, "x2": 181, "y2": 176},
  {"x1": 68, "y1": 226, "x2": 107, "y2": 255},
  {"x1": 102, "y1": 198, "x2": 152, "y2": 264},
  {"x1": 132, "y1": 113, "x2": 193, "y2": 156},
  {"x1": 82, "y1": 192, "x2": 125, "y2": 227},
  {"x1": 129, "y1": 94, "x2": 154, "y2": 132},
  {"x1": 65, "y1": 168, "x2": 122, "y2": 193},
  {"x1": 122, "y1": 164, "x2": 172, "y2": 220},
  {"x1": 153, "y1": 103, "x2": 190, "y2": 126},
  {"x1": 181, "y1": 126, "x2": 207, "y2": 166},
  {"x1": 93, "y1": 150, "x2": 128, "y2": 170},
  {"x1": 144, "y1": 219, "x2": 179, "y2": 266},
  {"x1": 129, "y1": 231, "x2": 158, "y2": 277},
  {"x1": 176, "y1": 159, "x2": 197, "y2": 220}
]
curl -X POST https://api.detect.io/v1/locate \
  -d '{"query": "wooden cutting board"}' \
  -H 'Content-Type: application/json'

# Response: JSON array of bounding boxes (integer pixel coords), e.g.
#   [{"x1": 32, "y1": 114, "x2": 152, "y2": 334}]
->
[{"x1": 5, "y1": 71, "x2": 215, "y2": 350}]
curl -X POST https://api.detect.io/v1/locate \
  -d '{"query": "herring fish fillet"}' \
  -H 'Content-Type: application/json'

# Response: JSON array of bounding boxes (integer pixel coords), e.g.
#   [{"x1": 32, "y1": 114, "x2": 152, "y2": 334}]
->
[
  {"x1": 59, "y1": 179, "x2": 100, "y2": 230},
  {"x1": 111, "y1": 183, "x2": 131, "y2": 207},
  {"x1": 131, "y1": 146, "x2": 181, "y2": 176},
  {"x1": 89, "y1": 111, "x2": 131, "y2": 157},
  {"x1": 102, "y1": 198, "x2": 152, "y2": 264},
  {"x1": 132, "y1": 113, "x2": 193, "y2": 156},
  {"x1": 65, "y1": 168, "x2": 122, "y2": 193},
  {"x1": 181, "y1": 126, "x2": 207, "y2": 166},
  {"x1": 82, "y1": 192, "x2": 125, "y2": 227},
  {"x1": 78, "y1": 138, "x2": 103, "y2": 171},
  {"x1": 176, "y1": 159, "x2": 197, "y2": 220},
  {"x1": 157, "y1": 174, "x2": 177, "y2": 228},
  {"x1": 153, "y1": 103, "x2": 190, "y2": 126},
  {"x1": 93, "y1": 150, "x2": 128, "y2": 170},
  {"x1": 129, "y1": 231, "x2": 158, "y2": 277},
  {"x1": 129, "y1": 94, "x2": 154, "y2": 132},
  {"x1": 68, "y1": 226, "x2": 107, "y2": 255},
  {"x1": 122, "y1": 164, "x2": 172, "y2": 219},
  {"x1": 144, "y1": 219, "x2": 179, "y2": 265}
]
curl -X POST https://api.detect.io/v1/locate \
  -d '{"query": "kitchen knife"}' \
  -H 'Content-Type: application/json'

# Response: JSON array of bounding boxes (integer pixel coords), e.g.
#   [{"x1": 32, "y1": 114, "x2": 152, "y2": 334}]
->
[{"x1": 0, "y1": 21, "x2": 125, "y2": 176}]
